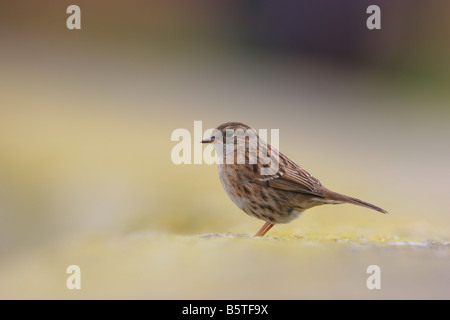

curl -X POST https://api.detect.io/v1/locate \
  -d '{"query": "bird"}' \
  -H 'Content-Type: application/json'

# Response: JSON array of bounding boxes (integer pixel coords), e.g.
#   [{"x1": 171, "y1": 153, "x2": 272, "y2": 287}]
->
[{"x1": 201, "y1": 122, "x2": 387, "y2": 237}]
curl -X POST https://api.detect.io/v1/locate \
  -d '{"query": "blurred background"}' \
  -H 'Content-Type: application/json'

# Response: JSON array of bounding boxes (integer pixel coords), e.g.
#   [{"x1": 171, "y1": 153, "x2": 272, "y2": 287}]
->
[{"x1": 0, "y1": 0, "x2": 449, "y2": 299}]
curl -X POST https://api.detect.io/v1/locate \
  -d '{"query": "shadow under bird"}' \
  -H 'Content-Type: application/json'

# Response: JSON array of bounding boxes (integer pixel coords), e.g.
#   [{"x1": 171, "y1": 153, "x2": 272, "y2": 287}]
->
[{"x1": 201, "y1": 122, "x2": 387, "y2": 237}]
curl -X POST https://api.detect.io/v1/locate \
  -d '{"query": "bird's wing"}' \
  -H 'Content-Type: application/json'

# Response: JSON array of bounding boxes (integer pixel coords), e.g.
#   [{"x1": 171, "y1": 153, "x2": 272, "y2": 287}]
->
[{"x1": 252, "y1": 154, "x2": 324, "y2": 197}]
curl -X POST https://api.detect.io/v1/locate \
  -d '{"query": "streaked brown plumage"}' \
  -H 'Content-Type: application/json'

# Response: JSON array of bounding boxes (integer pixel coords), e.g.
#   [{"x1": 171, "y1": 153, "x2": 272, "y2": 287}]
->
[{"x1": 202, "y1": 122, "x2": 387, "y2": 237}]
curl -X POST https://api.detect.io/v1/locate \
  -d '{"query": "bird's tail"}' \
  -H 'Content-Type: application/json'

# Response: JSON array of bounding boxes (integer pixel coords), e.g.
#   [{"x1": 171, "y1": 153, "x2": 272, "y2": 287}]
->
[{"x1": 324, "y1": 190, "x2": 388, "y2": 214}]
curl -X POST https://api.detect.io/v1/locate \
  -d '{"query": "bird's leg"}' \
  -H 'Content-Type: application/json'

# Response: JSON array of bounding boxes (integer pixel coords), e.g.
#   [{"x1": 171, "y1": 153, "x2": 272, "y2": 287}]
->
[{"x1": 254, "y1": 221, "x2": 275, "y2": 237}]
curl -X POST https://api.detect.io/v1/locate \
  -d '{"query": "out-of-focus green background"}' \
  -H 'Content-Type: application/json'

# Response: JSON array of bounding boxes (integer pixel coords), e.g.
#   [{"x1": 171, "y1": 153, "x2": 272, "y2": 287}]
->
[{"x1": 0, "y1": 1, "x2": 449, "y2": 299}]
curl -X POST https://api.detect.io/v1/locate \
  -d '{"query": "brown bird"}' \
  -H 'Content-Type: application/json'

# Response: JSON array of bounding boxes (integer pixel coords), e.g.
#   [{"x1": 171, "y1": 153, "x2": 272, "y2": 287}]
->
[{"x1": 202, "y1": 122, "x2": 387, "y2": 237}]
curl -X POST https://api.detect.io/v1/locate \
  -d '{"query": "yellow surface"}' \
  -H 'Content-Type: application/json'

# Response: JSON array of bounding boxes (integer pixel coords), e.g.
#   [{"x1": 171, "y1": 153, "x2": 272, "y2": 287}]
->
[{"x1": 0, "y1": 102, "x2": 449, "y2": 299}]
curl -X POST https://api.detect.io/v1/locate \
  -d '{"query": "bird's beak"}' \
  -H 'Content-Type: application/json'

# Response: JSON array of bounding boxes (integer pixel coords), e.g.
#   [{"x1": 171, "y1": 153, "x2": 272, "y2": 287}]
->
[{"x1": 201, "y1": 136, "x2": 215, "y2": 144}]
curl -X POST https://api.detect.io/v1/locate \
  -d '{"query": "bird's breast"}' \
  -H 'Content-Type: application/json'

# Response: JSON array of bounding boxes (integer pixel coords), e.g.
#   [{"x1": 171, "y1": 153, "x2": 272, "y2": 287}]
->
[{"x1": 218, "y1": 164, "x2": 252, "y2": 210}]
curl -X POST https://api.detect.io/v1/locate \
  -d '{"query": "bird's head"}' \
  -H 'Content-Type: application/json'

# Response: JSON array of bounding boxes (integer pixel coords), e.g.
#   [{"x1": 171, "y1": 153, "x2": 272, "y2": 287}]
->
[{"x1": 201, "y1": 122, "x2": 258, "y2": 145}]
